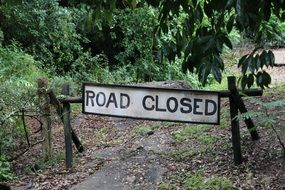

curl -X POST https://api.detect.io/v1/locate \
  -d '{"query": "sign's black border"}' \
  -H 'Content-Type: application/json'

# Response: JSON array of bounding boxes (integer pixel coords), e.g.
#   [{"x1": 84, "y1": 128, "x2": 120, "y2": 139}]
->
[{"x1": 82, "y1": 82, "x2": 220, "y2": 125}]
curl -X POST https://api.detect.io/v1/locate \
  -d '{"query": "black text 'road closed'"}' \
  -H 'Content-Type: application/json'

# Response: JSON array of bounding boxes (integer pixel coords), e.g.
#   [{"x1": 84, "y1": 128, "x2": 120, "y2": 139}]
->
[{"x1": 83, "y1": 83, "x2": 220, "y2": 124}]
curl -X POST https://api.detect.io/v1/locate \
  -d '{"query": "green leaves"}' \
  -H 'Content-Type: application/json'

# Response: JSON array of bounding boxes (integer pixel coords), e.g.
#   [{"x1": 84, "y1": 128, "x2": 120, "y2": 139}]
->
[
  {"x1": 256, "y1": 71, "x2": 271, "y2": 88},
  {"x1": 155, "y1": 0, "x2": 240, "y2": 86},
  {"x1": 182, "y1": 32, "x2": 232, "y2": 85},
  {"x1": 212, "y1": 55, "x2": 223, "y2": 82},
  {"x1": 1, "y1": 0, "x2": 87, "y2": 74},
  {"x1": 0, "y1": 157, "x2": 15, "y2": 181},
  {"x1": 238, "y1": 50, "x2": 275, "y2": 89}
]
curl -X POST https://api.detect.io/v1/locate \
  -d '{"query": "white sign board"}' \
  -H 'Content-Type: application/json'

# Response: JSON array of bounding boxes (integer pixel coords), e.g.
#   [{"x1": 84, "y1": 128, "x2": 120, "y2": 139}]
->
[{"x1": 83, "y1": 83, "x2": 220, "y2": 124}]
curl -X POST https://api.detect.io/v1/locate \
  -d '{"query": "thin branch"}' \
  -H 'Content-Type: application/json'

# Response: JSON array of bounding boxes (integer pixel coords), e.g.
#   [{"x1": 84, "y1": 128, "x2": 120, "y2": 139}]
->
[
  {"x1": 7, "y1": 138, "x2": 45, "y2": 162},
  {"x1": 265, "y1": 108, "x2": 285, "y2": 154},
  {"x1": 12, "y1": 114, "x2": 40, "y2": 117},
  {"x1": 273, "y1": 63, "x2": 285, "y2": 67},
  {"x1": 21, "y1": 109, "x2": 30, "y2": 147},
  {"x1": 11, "y1": 113, "x2": 43, "y2": 134},
  {"x1": 270, "y1": 124, "x2": 285, "y2": 154}
]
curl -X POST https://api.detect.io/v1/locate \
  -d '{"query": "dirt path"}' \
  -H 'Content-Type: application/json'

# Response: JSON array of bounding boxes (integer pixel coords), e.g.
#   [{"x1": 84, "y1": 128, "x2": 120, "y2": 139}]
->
[{"x1": 70, "y1": 117, "x2": 172, "y2": 190}]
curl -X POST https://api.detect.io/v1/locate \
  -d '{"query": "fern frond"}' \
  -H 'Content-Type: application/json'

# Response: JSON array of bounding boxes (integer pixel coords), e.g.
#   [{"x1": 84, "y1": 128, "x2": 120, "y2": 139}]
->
[
  {"x1": 237, "y1": 111, "x2": 265, "y2": 121},
  {"x1": 263, "y1": 99, "x2": 285, "y2": 109}
]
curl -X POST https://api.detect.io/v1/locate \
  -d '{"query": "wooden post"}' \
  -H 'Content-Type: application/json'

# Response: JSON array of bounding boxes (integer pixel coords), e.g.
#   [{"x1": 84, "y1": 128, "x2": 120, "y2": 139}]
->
[
  {"x1": 227, "y1": 84, "x2": 259, "y2": 140},
  {"x1": 228, "y1": 76, "x2": 242, "y2": 165},
  {"x1": 62, "y1": 84, "x2": 73, "y2": 169},
  {"x1": 47, "y1": 89, "x2": 84, "y2": 153},
  {"x1": 37, "y1": 78, "x2": 52, "y2": 161}
]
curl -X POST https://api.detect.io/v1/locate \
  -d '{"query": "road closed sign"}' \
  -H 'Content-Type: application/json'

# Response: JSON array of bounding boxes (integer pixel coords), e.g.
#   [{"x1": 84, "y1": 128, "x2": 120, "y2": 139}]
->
[{"x1": 83, "y1": 83, "x2": 220, "y2": 124}]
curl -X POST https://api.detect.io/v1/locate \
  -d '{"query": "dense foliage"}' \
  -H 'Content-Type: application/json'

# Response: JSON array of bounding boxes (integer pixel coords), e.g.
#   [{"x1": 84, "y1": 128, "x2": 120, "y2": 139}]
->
[
  {"x1": 0, "y1": 45, "x2": 43, "y2": 180},
  {"x1": 1, "y1": 0, "x2": 90, "y2": 75},
  {"x1": 1, "y1": 0, "x2": 285, "y2": 87},
  {"x1": 151, "y1": 0, "x2": 285, "y2": 88}
]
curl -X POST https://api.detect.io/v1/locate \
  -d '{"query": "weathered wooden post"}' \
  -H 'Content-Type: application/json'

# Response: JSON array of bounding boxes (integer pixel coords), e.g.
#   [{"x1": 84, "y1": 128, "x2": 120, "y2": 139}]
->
[
  {"x1": 37, "y1": 78, "x2": 52, "y2": 161},
  {"x1": 62, "y1": 84, "x2": 73, "y2": 169},
  {"x1": 47, "y1": 89, "x2": 84, "y2": 153},
  {"x1": 228, "y1": 76, "x2": 242, "y2": 165},
  {"x1": 227, "y1": 78, "x2": 259, "y2": 140}
]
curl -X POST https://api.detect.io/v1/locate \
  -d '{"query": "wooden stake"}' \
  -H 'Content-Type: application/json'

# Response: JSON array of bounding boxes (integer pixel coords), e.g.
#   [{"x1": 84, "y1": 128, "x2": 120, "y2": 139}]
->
[
  {"x1": 227, "y1": 81, "x2": 259, "y2": 140},
  {"x1": 48, "y1": 89, "x2": 84, "y2": 153},
  {"x1": 228, "y1": 76, "x2": 242, "y2": 165},
  {"x1": 62, "y1": 84, "x2": 73, "y2": 168},
  {"x1": 37, "y1": 78, "x2": 52, "y2": 161}
]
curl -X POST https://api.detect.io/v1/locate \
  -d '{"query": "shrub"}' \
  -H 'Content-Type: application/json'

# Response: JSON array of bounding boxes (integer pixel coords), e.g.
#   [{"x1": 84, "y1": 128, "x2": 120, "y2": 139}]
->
[
  {"x1": 184, "y1": 173, "x2": 232, "y2": 190},
  {"x1": 112, "y1": 6, "x2": 159, "y2": 82},
  {"x1": 0, "y1": 0, "x2": 87, "y2": 75},
  {"x1": 159, "y1": 173, "x2": 232, "y2": 190},
  {"x1": 256, "y1": 15, "x2": 285, "y2": 48},
  {"x1": 239, "y1": 98, "x2": 285, "y2": 154},
  {"x1": 0, "y1": 45, "x2": 44, "y2": 159},
  {"x1": 0, "y1": 156, "x2": 15, "y2": 181}
]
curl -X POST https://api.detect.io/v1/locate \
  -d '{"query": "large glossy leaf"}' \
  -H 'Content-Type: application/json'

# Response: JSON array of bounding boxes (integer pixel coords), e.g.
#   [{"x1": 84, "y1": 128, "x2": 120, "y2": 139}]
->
[
  {"x1": 241, "y1": 56, "x2": 250, "y2": 74},
  {"x1": 215, "y1": 38, "x2": 223, "y2": 53},
  {"x1": 254, "y1": 54, "x2": 261, "y2": 70},
  {"x1": 240, "y1": 74, "x2": 247, "y2": 89},
  {"x1": 201, "y1": 38, "x2": 214, "y2": 54},
  {"x1": 183, "y1": 57, "x2": 195, "y2": 73},
  {"x1": 262, "y1": 71, "x2": 271, "y2": 87},
  {"x1": 236, "y1": 0, "x2": 251, "y2": 30},
  {"x1": 264, "y1": 51, "x2": 271, "y2": 67},
  {"x1": 247, "y1": 73, "x2": 254, "y2": 88},
  {"x1": 226, "y1": 15, "x2": 235, "y2": 33},
  {"x1": 256, "y1": 71, "x2": 263, "y2": 87},
  {"x1": 214, "y1": 54, "x2": 224, "y2": 70},
  {"x1": 259, "y1": 50, "x2": 267, "y2": 68},
  {"x1": 166, "y1": 41, "x2": 177, "y2": 63},
  {"x1": 236, "y1": 0, "x2": 244, "y2": 17},
  {"x1": 198, "y1": 61, "x2": 211, "y2": 85},
  {"x1": 254, "y1": 71, "x2": 271, "y2": 89},
  {"x1": 212, "y1": 57, "x2": 222, "y2": 83},
  {"x1": 248, "y1": 55, "x2": 256, "y2": 73},
  {"x1": 176, "y1": 30, "x2": 183, "y2": 57},
  {"x1": 196, "y1": 4, "x2": 204, "y2": 23},
  {"x1": 184, "y1": 17, "x2": 195, "y2": 36},
  {"x1": 268, "y1": 50, "x2": 275, "y2": 67},
  {"x1": 222, "y1": 35, "x2": 233, "y2": 49},
  {"x1": 212, "y1": 66, "x2": 222, "y2": 83},
  {"x1": 238, "y1": 54, "x2": 248, "y2": 68}
]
